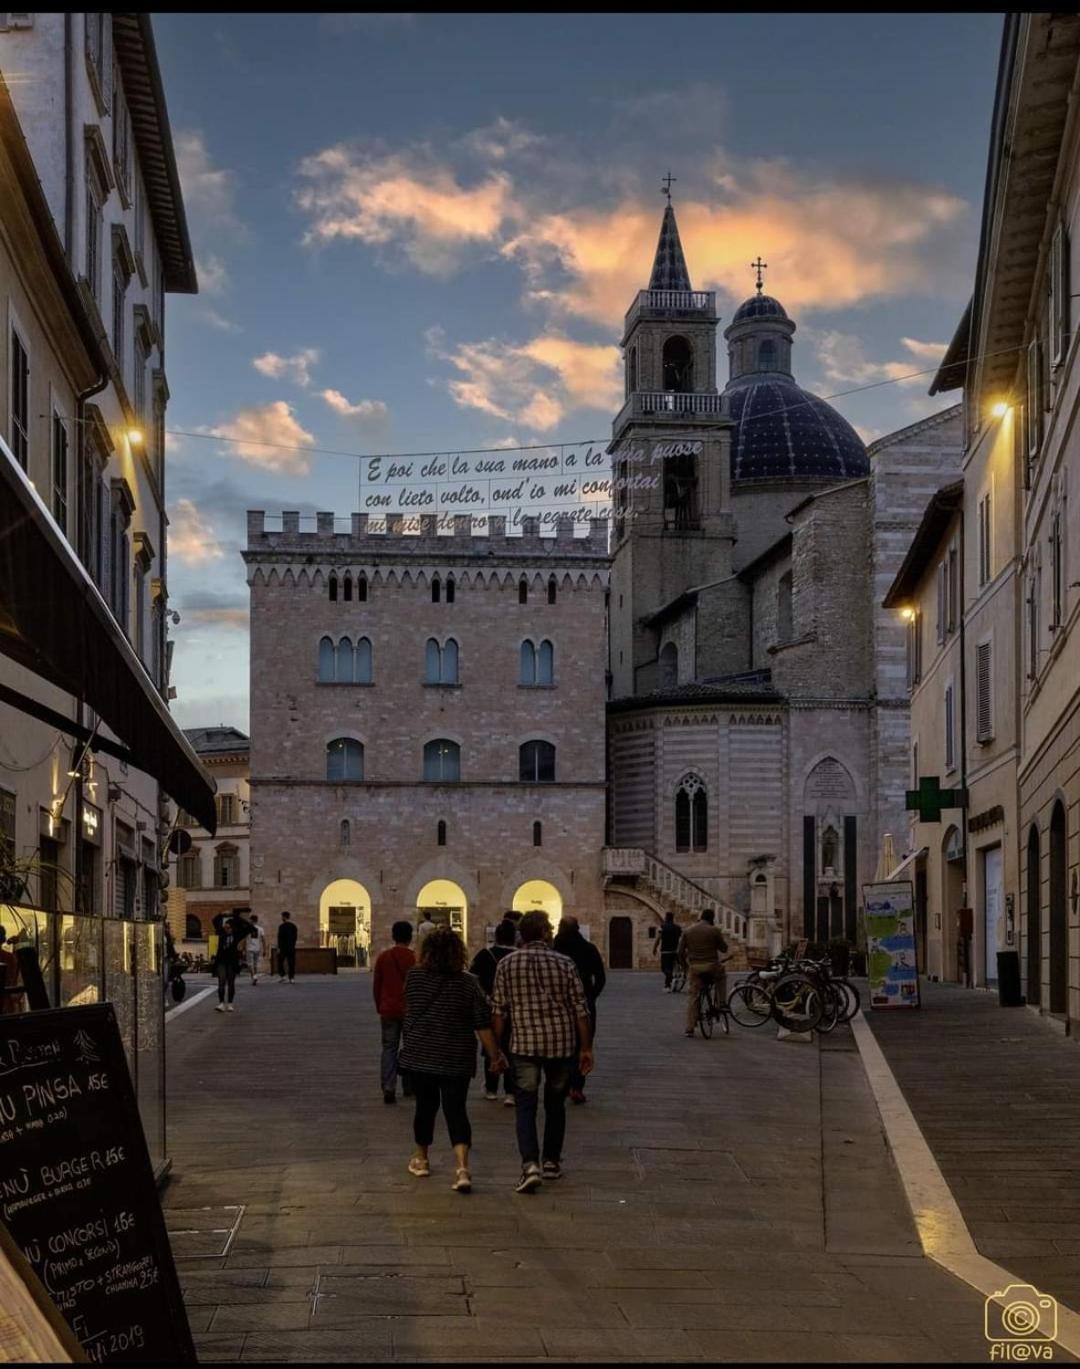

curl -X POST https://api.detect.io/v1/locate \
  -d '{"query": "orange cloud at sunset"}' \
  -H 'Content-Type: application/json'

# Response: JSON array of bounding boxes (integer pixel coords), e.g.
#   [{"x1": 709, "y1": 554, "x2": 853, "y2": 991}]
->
[
  {"x1": 210, "y1": 401, "x2": 316, "y2": 474},
  {"x1": 169, "y1": 499, "x2": 225, "y2": 567}
]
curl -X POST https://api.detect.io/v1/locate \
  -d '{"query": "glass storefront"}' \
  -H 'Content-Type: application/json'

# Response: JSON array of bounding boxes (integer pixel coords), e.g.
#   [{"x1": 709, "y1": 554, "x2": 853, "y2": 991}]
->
[{"x1": 1, "y1": 905, "x2": 166, "y2": 1174}]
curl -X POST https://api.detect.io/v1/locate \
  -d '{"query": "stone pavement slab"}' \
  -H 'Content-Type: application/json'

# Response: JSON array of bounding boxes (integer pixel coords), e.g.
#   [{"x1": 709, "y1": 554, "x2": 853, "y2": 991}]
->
[{"x1": 164, "y1": 971, "x2": 993, "y2": 1361}]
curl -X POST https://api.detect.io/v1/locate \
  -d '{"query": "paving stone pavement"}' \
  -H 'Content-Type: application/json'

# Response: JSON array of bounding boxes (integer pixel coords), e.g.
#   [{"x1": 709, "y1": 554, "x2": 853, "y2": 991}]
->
[
  {"x1": 866, "y1": 980, "x2": 1080, "y2": 1314},
  {"x1": 162, "y1": 971, "x2": 994, "y2": 1362}
]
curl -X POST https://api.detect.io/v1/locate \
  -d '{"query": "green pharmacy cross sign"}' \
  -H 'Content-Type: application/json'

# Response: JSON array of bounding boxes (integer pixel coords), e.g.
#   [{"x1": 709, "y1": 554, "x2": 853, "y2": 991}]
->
[{"x1": 905, "y1": 775, "x2": 968, "y2": 823}]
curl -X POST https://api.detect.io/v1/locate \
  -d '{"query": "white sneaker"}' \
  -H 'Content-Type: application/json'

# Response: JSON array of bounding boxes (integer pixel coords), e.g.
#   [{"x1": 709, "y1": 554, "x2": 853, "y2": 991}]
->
[
  {"x1": 664, "y1": 986, "x2": 672, "y2": 993},
  {"x1": 484, "y1": 1091, "x2": 498, "y2": 1101},
  {"x1": 503, "y1": 1094, "x2": 516, "y2": 1107},
  {"x1": 226, "y1": 1005, "x2": 235, "y2": 1013},
  {"x1": 215, "y1": 1004, "x2": 225, "y2": 1012}
]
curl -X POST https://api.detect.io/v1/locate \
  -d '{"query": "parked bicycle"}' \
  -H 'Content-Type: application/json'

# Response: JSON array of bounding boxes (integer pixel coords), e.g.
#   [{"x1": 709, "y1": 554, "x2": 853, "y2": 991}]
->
[{"x1": 727, "y1": 950, "x2": 860, "y2": 1033}]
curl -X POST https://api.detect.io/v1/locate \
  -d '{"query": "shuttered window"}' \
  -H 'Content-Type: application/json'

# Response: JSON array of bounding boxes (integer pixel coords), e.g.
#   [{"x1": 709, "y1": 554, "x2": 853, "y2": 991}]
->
[
  {"x1": 936, "y1": 562, "x2": 946, "y2": 643},
  {"x1": 976, "y1": 641, "x2": 993, "y2": 743},
  {"x1": 1027, "y1": 338, "x2": 1043, "y2": 459},
  {"x1": 945, "y1": 685, "x2": 955, "y2": 771},
  {"x1": 1050, "y1": 224, "x2": 1070, "y2": 367}
]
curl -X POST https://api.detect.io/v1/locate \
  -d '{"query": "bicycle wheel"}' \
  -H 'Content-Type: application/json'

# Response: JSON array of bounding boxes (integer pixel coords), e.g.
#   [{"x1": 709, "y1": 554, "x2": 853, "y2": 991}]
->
[
  {"x1": 771, "y1": 973, "x2": 824, "y2": 1033},
  {"x1": 672, "y1": 965, "x2": 687, "y2": 993},
  {"x1": 727, "y1": 982, "x2": 773, "y2": 1028},
  {"x1": 816, "y1": 983, "x2": 842, "y2": 1034},
  {"x1": 836, "y1": 979, "x2": 861, "y2": 1022},
  {"x1": 698, "y1": 987, "x2": 715, "y2": 1038}
]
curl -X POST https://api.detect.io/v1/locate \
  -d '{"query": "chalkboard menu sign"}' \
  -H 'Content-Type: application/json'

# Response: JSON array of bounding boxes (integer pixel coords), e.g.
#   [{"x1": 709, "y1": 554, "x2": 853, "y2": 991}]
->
[{"x1": 0, "y1": 1004, "x2": 195, "y2": 1363}]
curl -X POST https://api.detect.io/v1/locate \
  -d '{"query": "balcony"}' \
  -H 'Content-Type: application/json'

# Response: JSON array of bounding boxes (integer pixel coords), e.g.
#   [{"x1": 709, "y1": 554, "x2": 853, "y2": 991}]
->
[
  {"x1": 624, "y1": 289, "x2": 715, "y2": 334},
  {"x1": 613, "y1": 390, "x2": 728, "y2": 433}
]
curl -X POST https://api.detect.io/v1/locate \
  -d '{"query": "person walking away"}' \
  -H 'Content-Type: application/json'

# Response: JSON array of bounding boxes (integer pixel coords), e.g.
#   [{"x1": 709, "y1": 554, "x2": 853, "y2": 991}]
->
[
  {"x1": 277, "y1": 911, "x2": 298, "y2": 983},
  {"x1": 553, "y1": 916, "x2": 606, "y2": 1104},
  {"x1": 212, "y1": 911, "x2": 255, "y2": 1012},
  {"x1": 678, "y1": 908, "x2": 728, "y2": 1037},
  {"x1": 245, "y1": 913, "x2": 266, "y2": 985},
  {"x1": 416, "y1": 913, "x2": 436, "y2": 948},
  {"x1": 398, "y1": 925, "x2": 506, "y2": 1194},
  {"x1": 469, "y1": 920, "x2": 518, "y2": 1103},
  {"x1": 492, "y1": 910, "x2": 593, "y2": 1193},
  {"x1": 373, "y1": 921, "x2": 416, "y2": 1103},
  {"x1": 654, "y1": 911, "x2": 682, "y2": 991}
]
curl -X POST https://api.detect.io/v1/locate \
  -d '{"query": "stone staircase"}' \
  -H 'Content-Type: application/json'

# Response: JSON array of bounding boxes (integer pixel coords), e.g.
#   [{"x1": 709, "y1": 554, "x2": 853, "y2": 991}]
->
[{"x1": 602, "y1": 848, "x2": 752, "y2": 969}]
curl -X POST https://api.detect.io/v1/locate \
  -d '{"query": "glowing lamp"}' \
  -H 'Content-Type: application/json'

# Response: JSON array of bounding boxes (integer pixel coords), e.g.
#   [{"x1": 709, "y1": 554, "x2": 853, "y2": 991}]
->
[
  {"x1": 901, "y1": 607, "x2": 915, "y2": 622},
  {"x1": 990, "y1": 401, "x2": 1010, "y2": 419},
  {"x1": 128, "y1": 427, "x2": 144, "y2": 445}
]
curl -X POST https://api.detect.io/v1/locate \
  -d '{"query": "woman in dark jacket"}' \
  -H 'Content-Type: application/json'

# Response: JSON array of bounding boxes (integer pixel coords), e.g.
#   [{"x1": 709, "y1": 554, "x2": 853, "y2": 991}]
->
[
  {"x1": 553, "y1": 916, "x2": 606, "y2": 1103},
  {"x1": 399, "y1": 925, "x2": 505, "y2": 1193},
  {"x1": 212, "y1": 911, "x2": 255, "y2": 1013},
  {"x1": 469, "y1": 919, "x2": 518, "y2": 1102}
]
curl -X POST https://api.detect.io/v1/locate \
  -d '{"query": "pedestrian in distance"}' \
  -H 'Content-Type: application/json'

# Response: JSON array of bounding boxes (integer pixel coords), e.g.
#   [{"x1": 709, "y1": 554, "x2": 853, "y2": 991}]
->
[
  {"x1": 398, "y1": 924, "x2": 507, "y2": 1194},
  {"x1": 491, "y1": 909, "x2": 593, "y2": 1194},
  {"x1": 678, "y1": 908, "x2": 729, "y2": 1037},
  {"x1": 654, "y1": 911, "x2": 682, "y2": 991},
  {"x1": 552, "y1": 915, "x2": 606, "y2": 1105},
  {"x1": 469, "y1": 919, "x2": 518, "y2": 1104},
  {"x1": 277, "y1": 910, "x2": 298, "y2": 983},
  {"x1": 244, "y1": 913, "x2": 266, "y2": 985},
  {"x1": 416, "y1": 913, "x2": 436, "y2": 947},
  {"x1": 212, "y1": 911, "x2": 255, "y2": 1012},
  {"x1": 372, "y1": 920, "x2": 416, "y2": 1104}
]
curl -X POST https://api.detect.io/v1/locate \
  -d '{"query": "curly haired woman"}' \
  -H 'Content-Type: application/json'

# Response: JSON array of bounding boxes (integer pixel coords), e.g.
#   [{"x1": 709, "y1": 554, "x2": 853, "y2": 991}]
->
[{"x1": 398, "y1": 924, "x2": 506, "y2": 1192}]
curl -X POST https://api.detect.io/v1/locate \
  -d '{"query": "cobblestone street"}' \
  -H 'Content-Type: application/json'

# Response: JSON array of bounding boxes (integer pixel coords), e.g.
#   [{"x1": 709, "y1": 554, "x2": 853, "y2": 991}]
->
[{"x1": 162, "y1": 972, "x2": 992, "y2": 1363}]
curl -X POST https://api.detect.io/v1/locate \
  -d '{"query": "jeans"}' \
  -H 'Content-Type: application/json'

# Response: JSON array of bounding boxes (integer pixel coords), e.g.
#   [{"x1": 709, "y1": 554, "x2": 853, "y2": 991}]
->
[
  {"x1": 380, "y1": 1017, "x2": 403, "y2": 1094},
  {"x1": 511, "y1": 1055, "x2": 573, "y2": 1165},
  {"x1": 247, "y1": 951, "x2": 260, "y2": 980},
  {"x1": 660, "y1": 952, "x2": 677, "y2": 987},
  {"x1": 482, "y1": 1021, "x2": 515, "y2": 1095},
  {"x1": 216, "y1": 960, "x2": 237, "y2": 1003},
  {"x1": 278, "y1": 948, "x2": 296, "y2": 980},
  {"x1": 569, "y1": 1009, "x2": 596, "y2": 1094},
  {"x1": 410, "y1": 1070, "x2": 472, "y2": 1147}
]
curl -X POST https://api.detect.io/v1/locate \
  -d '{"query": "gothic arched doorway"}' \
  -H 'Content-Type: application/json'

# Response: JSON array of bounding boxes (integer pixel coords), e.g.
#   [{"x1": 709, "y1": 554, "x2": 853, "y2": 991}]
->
[
  {"x1": 1027, "y1": 824, "x2": 1041, "y2": 1007},
  {"x1": 416, "y1": 878, "x2": 468, "y2": 945},
  {"x1": 662, "y1": 335, "x2": 693, "y2": 392},
  {"x1": 319, "y1": 878, "x2": 372, "y2": 968},
  {"x1": 1049, "y1": 803, "x2": 1067, "y2": 1014},
  {"x1": 608, "y1": 916, "x2": 633, "y2": 969},
  {"x1": 511, "y1": 880, "x2": 562, "y2": 922}
]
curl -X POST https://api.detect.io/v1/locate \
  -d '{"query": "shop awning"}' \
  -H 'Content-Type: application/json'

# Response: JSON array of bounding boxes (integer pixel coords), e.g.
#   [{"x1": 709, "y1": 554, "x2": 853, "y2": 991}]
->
[{"x1": 0, "y1": 442, "x2": 216, "y2": 832}]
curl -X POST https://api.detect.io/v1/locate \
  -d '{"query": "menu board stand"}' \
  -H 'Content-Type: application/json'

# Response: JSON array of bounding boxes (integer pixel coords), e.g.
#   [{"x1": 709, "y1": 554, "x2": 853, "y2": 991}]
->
[{"x1": 862, "y1": 880, "x2": 921, "y2": 1009}]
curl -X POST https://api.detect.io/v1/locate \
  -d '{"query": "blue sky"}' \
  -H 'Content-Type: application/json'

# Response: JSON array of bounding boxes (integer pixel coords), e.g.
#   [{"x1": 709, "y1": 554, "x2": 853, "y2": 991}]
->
[{"x1": 154, "y1": 11, "x2": 1004, "y2": 731}]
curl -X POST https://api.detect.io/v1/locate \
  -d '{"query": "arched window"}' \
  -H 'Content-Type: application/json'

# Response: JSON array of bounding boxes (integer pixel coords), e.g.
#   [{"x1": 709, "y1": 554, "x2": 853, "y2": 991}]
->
[
  {"x1": 758, "y1": 339, "x2": 777, "y2": 371},
  {"x1": 432, "y1": 576, "x2": 441, "y2": 604},
  {"x1": 548, "y1": 576, "x2": 557, "y2": 605},
  {"x1": 336, "y1": 636, "x2": 354, "y2": 683},
  {"x1": 423, "y1": 739, "x2": 460, "y2": 782},
  {"x1": 326, "y1": 737, "x2": 363, "y2": 782},
  {"x1": 442, "y1": 637, "x2": 459, "y2": 684},
  {"x1": 662, "y1": 335, "x2": 693, "y2": 392},
  {"x1": 778, "y1": 570, "x2": 793, "y2": 642},
  {"x1": 356, "y1": 573, "x2": 368, "y2": 602},
  {"x1": 519, "y1": 577, "x2": 528, "y2": 605},
  {"x1": 425, "y1": 637, "x2": 441, "y2": 683},
  {"x1": 520, "y1": 740, "x2": 556, "y2": 782},
  {"x1": 343, "y1": 572, "x2": 353, "y2": 602},
  {"x1": 628, "y1": 345, "x2": 637, "y2": 395},
  {"x1": 675, "y1": 774, "x2": 707, "y2": 852},
  {"x1": 355, "y1": 636, "x2": 373, "y2": 684},
  {"x1": 533, "y1": 820, "x2": 542, "y2": 847},
  {"x1": 340, "y1": 819, "x2": 351, "y2": 848},
  {"x1": 328, "y1": 573, "x2": 338, "y2": 602},
  {"x1": 537, "y1": 639, "x2": 554, "y2": 685},
  {"x1": 446, "y1": 576, "x2": 455, "y2": 604},
  {"x1": 427, "y1": 638, "x2": 459, "y2": 684},
  {"x1": 437, "y1": 819, "x2": 447, "y2": 846},
  {"x1": 318, "y1": 635, "x2": 335, "y2": 682},
  {"x1": 520, "y1": 639, "x2": 536, "y2": 684},
  {"x1": 660, "y1": 641, "x2": 678, "y2": 688},
  {"x1": 185, "y1": 913, "x2": 203, "y2": 939}
]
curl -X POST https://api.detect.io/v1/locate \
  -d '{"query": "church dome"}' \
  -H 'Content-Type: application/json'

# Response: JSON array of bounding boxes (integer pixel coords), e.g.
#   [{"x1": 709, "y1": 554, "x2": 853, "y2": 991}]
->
[
  {"x1": 726, "y1": 378, "x2": 869, "y2": 484},
  {"x1": 732, "y1": 293, "x2": 788, "y2": 323}
]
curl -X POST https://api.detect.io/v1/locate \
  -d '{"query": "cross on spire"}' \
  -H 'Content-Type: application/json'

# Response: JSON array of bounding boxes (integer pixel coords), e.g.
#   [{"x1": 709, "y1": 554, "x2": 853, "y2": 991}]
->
[
  {"x1": 751, "y1": 256, "x2": 768, "y2": 293},
  {"x1": 661, "y1": 170, "x2": 677, "y2": 203}
]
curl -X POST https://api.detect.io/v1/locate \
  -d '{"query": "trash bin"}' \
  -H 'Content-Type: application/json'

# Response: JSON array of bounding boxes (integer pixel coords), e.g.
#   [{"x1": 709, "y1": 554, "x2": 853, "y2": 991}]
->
[{"x1": 997, "y1": 950, "x2": 1024, "y2": 1006}]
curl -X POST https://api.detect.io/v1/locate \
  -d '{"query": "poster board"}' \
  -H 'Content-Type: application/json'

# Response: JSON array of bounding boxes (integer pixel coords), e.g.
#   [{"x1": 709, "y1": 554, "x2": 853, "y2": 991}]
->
[
  {"x1": 0, "y1": 1003, "x2": 196, "y2": 1363},
  {"x1": 862, "y1": 881, "x2": 921, "y2": 1009}
]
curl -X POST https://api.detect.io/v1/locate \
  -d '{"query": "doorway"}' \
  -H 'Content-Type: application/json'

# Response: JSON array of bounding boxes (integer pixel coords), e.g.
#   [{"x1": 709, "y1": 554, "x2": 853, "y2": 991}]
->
[
  {"x1": 1050, "y1": 802, "x2": 1067, "y2": 1014},
  {"x1": 982, "y1": 846, "x2": 1003, "y2": 985},
  {"x1": 319, "y1": 878, "x2": 372, "y2": 967},
  {"x1": 1027, "y1": 825, "x2": 1041, "y2": 1007},
  {"x1": 416, "y1": 878, "x2": 468, "y2": 944},
  {"x1": 608, "y1": 916, "x2": 634, "y2": 968},
  {"x1": 511, "y1": 880, "x2": 562, "y2": 922}
]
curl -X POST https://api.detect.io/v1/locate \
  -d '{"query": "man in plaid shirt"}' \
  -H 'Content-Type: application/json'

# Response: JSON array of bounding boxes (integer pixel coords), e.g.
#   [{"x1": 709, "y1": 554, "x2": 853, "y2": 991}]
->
[{"x1": 492, "y1": 910, "x2": 594, "y2": 1193}]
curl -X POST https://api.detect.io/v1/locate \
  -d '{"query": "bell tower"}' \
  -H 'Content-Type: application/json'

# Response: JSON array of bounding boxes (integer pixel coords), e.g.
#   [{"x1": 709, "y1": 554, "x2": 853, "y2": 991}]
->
[{"x1": 608, "y1": 180, "x2": 737, "y2": 698}]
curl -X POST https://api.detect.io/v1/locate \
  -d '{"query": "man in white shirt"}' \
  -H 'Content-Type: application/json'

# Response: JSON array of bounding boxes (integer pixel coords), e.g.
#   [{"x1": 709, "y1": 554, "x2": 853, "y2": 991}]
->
[
  {"x1": 245, "y1": 913, "x2": 267, "y2": 985},
  {"x1": 417, "y1": 914, "x2": 436, "y2": 946}
]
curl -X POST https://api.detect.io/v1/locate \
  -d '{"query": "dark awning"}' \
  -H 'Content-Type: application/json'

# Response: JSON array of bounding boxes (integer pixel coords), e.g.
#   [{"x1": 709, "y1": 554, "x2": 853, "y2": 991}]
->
[{"x1": 0, "y1": 444, "x2": 216, "y2": 832}]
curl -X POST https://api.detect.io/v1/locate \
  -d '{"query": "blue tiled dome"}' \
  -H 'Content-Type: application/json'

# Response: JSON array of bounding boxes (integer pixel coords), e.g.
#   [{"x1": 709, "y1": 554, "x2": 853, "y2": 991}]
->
[
  {"x1": 732, "y1": 294, "x2": 789, "y2": 323},
  {"x1": 726, "y1": 378, "x2": 869, "y2": 484}
]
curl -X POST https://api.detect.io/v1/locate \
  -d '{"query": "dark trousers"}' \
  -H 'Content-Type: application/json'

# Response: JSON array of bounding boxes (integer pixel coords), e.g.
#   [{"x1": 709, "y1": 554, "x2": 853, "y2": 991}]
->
[
  {"x1": 511, "y1": 1056, "x2": 573, "y2": 1165},
  {"x1": 278, "y1": 948, "x2": 296, "y2": 980},
  {"x1": 482, "y1": 1021, "x2": 515, "y2": 1095},
  {"x1": 661, "y1": 952, "x2": 677, "y2": 987},
  {"x1": 216, "y1": 960, "x2": 237, "y2": 1003},
  {"x1": 410, "y1": 1070, "x2": 472, "y2": 1147},
  {"x1": 381, "y1": 1017, "x2": 403, "y2": 1094},
  {"x1": 569, "y1": 1009, "x2": 596, "y2": 1093}
]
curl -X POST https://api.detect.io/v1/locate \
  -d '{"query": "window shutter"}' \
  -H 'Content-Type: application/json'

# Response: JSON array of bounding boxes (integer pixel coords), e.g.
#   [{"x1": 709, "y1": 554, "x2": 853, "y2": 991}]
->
[
  {"x1": 945, "y1": 685, "x2": 955, "y2": 770},
  {"x1": 976, "y1": 641, "x2": 993, "y2": 742},
  {"x1": 1027, "y1": 338, "x2": 1042, "y2": 457},
  {"x1": 936, "y1": 563, "x2": 945, "y2": 643}
]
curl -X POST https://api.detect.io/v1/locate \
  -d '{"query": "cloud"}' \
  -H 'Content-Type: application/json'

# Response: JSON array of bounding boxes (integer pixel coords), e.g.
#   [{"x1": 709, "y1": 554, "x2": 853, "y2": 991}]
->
[
  {"x1": 295, "y1": 145, "x2": 515, "y2": 274},
  {"x1": 168, "y1": 499, "x2": 225, "y2": 566},
  {"x1": 252, "y1": 348, "x2": 321, "y2": 387},
  {"x1": 428, "y1": 330, "x2": 621, "y2": 432},
  {"x1": 461, "y1": 117, "x2": 545, "y2": 163},
  {"x1": 209, "y1": 402, "x2": 316, "y2": 474},
  {"x1": 195, "y1": 253, "x2": 229, "y2": 295},
  {"x1": 199, "y1": 307, "x2": 242, "y2": 333},
  {"x1": 320, "y1": 389, "x2": 389, "y2": 424},
  {"x1": 812, "y1": 332, "x2": 948, "y2": 389},
  {"x1": 175, "y1": 130, "x2": 245, "y2": 237},
  {"x1": 180, "y1": 607, "x2": 248, "y2": 630}
]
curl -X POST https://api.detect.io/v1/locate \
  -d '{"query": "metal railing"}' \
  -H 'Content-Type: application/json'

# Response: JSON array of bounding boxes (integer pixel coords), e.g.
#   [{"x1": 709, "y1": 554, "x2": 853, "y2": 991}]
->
[
  {"x1": 602, "y1": 847, "x2": 747, "y2": 941},
  {"x1": 627, "y1": 289, "x2": 715, "y2": 316}
]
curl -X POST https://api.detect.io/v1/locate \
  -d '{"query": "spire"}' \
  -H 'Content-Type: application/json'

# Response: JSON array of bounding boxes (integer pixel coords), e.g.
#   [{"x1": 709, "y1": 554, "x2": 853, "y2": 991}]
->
[{"x1": 648, "y1": 191, "x2": 692, "y2": 292}]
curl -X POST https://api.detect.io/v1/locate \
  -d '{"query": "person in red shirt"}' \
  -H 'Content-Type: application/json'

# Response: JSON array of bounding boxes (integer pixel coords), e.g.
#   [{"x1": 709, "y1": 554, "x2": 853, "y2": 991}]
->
[{"x1": 373, "y1": 920, "x2": 416, "y2": 1103}]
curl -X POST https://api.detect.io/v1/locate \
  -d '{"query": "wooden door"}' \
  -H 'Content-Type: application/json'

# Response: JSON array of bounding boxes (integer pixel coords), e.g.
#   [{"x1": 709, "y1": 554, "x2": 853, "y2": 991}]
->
[{"x1": 608, "y1": 916, "x2": 633, "y2": 969}]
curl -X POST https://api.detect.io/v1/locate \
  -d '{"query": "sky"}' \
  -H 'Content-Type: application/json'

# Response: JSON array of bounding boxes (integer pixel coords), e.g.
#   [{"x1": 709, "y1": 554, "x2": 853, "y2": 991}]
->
[{"x1": 153, "y1": 10, "x2": 1004, "y2": 732}]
